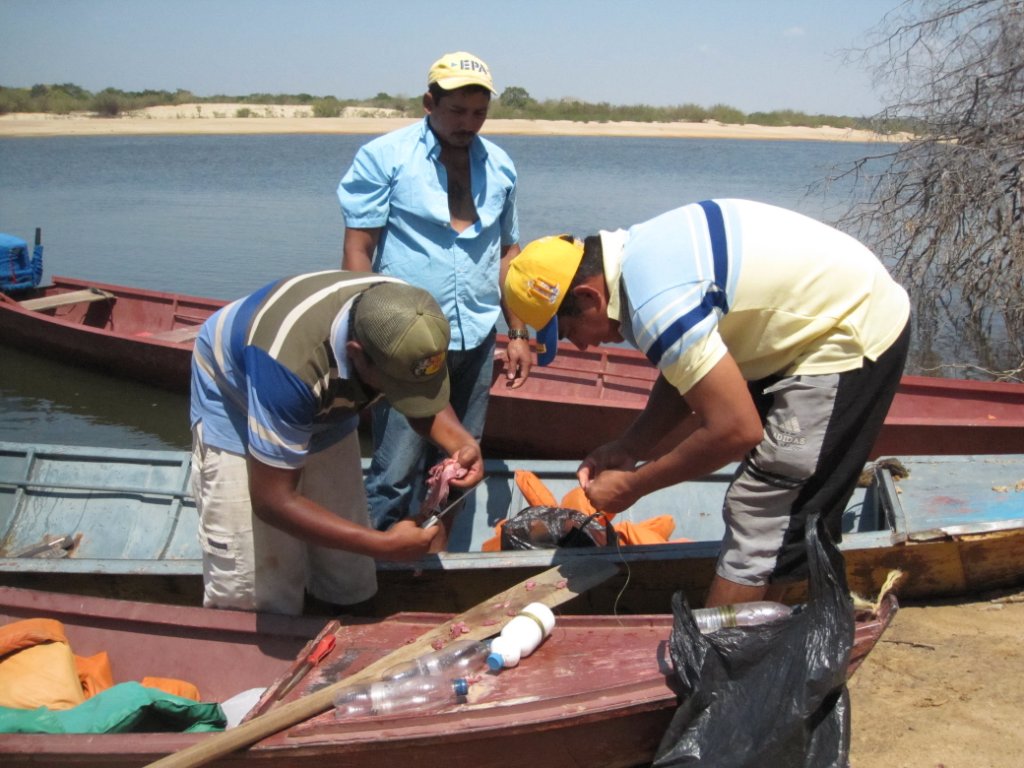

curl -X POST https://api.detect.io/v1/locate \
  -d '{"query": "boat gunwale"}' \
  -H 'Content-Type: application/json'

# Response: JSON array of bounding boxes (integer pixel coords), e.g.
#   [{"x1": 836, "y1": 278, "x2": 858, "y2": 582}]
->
[{"x1": 0, "y1": 275, "x2": 223, "y2": 350}]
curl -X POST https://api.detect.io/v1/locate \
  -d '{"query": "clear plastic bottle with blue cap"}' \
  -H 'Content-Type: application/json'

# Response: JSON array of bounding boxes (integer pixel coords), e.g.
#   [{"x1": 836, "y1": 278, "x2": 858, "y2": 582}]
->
[
  {"x1": 380, "y1": 638, "x2": 492, "y2": 681},
  {"x1": 347, "y1": 601, "x2": 557, "y2": 718},
  {"x1": 333, "y1": 675, "x2": 470, "y2": 718}
]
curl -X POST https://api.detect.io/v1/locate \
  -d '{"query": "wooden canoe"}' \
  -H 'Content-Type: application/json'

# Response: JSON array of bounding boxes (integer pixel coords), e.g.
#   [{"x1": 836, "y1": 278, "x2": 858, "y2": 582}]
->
[
  {"x1": 0, "y1": 275, "x2": 219, "y2": 391},
  {"x1": 2, "y1": 441, "x2": 1021, "y2": 613},
  {"x1": 3, "y1": 276, "x2": 1024, "y2": 459},
  {"x1": 0, "y1": 585, "x2": 897, "y2": 767},
  {"x1": 488, "y1": 340, "x2": 1024, "y2": 459}
]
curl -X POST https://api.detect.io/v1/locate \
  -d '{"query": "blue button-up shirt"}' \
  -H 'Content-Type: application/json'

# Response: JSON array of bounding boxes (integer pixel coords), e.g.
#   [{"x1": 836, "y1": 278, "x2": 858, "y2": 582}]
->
[{"x1": 337, "y1": 117, "x2": 519, "y2": 350}]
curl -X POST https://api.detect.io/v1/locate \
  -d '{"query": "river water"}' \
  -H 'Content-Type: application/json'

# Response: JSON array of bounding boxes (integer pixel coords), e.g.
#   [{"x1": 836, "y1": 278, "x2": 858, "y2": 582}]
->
[{"x1": 0, "y1": 133, "x2": 988, "y2": 450}]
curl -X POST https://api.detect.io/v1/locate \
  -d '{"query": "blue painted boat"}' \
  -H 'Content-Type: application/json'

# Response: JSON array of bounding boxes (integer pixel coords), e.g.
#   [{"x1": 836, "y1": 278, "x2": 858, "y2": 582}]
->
[{"x1": 1, "y1": 441, "x2": 1022, "y2": 612}]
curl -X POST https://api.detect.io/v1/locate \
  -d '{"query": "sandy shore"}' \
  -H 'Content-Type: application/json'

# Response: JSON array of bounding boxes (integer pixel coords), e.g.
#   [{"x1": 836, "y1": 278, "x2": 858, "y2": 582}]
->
[
  {"x1": 849, "y1": 587, "x2": 1024, "y2": 768},
  {"x1": 0, "y1": 103, "x2": 909, "y2": 142}
]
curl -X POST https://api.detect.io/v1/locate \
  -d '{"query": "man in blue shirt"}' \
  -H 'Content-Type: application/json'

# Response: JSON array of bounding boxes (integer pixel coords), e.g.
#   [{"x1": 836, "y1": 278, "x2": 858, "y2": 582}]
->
[
  {"x1": 190, "y1": 273, "x2": 483, "y2": 615},
  {"x1": 338, "y1": 51, "x2": 530, "y2": 530}
]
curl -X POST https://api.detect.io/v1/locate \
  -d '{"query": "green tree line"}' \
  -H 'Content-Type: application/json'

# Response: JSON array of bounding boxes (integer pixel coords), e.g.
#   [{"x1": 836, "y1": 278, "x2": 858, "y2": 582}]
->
[{"x1": 0, "y1": 82, "x2": 915, "y2": 134}]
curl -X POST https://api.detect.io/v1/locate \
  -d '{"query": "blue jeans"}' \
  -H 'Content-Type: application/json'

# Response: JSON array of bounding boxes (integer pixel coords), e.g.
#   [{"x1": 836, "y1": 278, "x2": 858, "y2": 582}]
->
[{"x1": 365, "y1": 329, "x2": 495, "y2": 530}]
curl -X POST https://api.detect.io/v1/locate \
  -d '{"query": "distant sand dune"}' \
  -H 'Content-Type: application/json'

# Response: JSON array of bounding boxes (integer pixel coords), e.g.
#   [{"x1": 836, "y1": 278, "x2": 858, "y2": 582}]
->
[{"x1": 0, "y1": 103, "x2": 911, "y2": 142}]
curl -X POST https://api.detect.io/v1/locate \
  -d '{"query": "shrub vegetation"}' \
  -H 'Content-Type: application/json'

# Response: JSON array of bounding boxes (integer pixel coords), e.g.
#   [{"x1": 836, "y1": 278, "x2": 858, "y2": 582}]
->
[{"x1": 0, "y1": 82, "x2": 915, "y2": 134}]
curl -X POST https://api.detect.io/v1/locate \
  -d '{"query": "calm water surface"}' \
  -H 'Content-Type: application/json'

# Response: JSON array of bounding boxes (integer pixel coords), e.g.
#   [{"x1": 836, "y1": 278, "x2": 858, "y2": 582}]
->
[{"x1": 0, "y1": 133, "x2": 941, "y2": 450}]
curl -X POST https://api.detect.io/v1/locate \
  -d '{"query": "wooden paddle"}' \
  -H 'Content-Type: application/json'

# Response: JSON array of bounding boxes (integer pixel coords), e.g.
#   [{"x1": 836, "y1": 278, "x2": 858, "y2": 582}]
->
[{"x1": 145, "y1": 558, "x2": 618, "y2": 768}]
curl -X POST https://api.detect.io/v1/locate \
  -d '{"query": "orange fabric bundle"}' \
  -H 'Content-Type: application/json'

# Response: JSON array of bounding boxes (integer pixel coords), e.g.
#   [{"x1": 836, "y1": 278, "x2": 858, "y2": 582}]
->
[
  {"x1": 141, "y1": 677, "x2": 201, "y2": 701},
  {"x1": 514, "y1": 469, "x2": 558, "y2": 506},
  {"x1": 0, "y1": 617, "x2": 204, "y2": 709},
  {"x1": 76, "y1": 651, "x2": 115, "y2": 699},
  {"x1": 503, "y1": 470, "x2": 690, "y2": 547},
  {"x1": 516, "y1": 470, "x2": 604, "y2": 516},
  {"x1": 481, "y1": 519, "x2": 506, "y2": 552},
  {"x1": 0, "y1": 618, "x2": 84, "y2": 710},
  {"x1": 559, "y1": 487, "x2": 615, "y2": 526},
  {"x1": 613, "y1": 515, "x2": 683, "y2": 545}
]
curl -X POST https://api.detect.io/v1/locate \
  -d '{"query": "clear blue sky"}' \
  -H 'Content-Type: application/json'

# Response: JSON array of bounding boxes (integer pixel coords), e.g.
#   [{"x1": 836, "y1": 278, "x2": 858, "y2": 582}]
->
[{"x1": 0, "y1": 0, "x2": 903, "y2": 116}]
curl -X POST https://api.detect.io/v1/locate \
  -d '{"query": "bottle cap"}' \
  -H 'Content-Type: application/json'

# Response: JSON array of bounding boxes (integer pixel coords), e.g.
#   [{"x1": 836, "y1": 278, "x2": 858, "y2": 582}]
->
[
  {"x1": 452, "y1": 678, "x2": 470, "y2": 696},
  {"x1": 486, "y1": 636, "x2": 522, "y2": 669}
]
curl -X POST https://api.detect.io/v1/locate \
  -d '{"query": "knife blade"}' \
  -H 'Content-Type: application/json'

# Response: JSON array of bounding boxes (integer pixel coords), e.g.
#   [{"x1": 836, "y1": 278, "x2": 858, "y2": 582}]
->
[{"x1": 420, "y1": 482, "x2": 481, "y2": 529}]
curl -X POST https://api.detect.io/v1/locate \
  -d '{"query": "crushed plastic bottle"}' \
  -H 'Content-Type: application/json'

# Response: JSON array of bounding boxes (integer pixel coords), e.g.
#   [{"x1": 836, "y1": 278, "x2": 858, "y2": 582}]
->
[
  {"x1": 381, "y1": 638, "x2": 491, "y2": 681},
  {"x1": 692, "y1": 601, "x2": 795, "y2": 634},
  {"x1": 333, "y1": 675, "x2": 469, "y2": 719}
]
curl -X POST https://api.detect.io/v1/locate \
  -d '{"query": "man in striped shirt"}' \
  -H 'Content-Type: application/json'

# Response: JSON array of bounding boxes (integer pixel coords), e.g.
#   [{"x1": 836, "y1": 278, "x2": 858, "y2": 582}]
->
[
  {"x1": 190, "y1": 272, "x2": 483, "y2": 615},
  {"x1": 505, "y1": 199, "x2": 910, "y2": 607}
]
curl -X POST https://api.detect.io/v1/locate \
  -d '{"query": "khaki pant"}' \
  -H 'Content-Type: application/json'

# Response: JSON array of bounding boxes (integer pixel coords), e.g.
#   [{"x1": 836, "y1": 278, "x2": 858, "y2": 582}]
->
[{"x1": 191, "y1": 424, "x2": 377, "y2": 615}]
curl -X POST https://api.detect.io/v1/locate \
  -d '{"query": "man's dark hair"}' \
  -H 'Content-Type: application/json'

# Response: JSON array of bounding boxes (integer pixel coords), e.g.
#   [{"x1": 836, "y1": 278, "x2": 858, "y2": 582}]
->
[
  {"x1": 557, "y1": 235, "x2": 604, "y2": 318},
  {"x1": 428, "y1": 82, "x2": 493, "y2": 104}
]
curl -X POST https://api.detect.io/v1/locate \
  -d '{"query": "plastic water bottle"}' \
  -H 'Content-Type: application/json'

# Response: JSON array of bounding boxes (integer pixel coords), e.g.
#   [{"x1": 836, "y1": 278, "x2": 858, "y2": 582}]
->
[
  {"x1": 333, "y1": 676, "x2": 469, "y2": 719},
  {"x1": 486, "y1": 601, "x2": 556, "y2": 670},
  {"x1": 692, "y1": 601, "x2": 794, "y2": 634},
  {"x1": 381, "y1": 638, "x2": 491, "y2": 681}
]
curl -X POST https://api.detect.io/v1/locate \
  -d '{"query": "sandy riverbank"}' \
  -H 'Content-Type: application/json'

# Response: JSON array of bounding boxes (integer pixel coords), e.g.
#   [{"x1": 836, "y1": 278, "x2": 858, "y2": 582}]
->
[
  {"x1": 849, "y1": 587, "x2": 1024, "y2": 768},
  {"x1": 0, "y1": 103, "x2": 910, "y2": 142}
]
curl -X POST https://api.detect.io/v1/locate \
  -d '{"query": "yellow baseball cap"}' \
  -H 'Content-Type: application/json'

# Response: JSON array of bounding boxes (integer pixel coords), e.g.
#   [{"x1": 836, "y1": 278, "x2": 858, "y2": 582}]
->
[
  {"x1": 427, "y1": 51, "x2": 497, "y2": 94},
  {"x1": 504, "y1": 235, "x2": 584, "y2": 365}
]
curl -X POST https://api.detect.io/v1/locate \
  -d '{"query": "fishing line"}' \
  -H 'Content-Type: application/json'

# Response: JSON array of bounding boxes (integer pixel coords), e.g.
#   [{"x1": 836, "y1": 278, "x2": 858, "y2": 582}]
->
[
  {"x1": 574, "y1": 510, "x2": 631, "y2": 621},
  {"x1": 609, "y1": 521, "x2": 631, "y2": 622}
]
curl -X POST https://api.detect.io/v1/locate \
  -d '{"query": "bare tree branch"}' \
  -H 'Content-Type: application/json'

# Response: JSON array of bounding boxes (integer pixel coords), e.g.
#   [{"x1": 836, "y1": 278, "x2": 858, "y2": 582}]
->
[{"x1": 834, "y1": 0, "x2": 1024, "y2": 380}]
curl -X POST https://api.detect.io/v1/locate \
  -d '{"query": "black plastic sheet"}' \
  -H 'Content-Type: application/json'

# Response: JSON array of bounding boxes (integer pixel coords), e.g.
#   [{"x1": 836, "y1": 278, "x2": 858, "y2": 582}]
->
[
  {"x1": 499, "y1": 505, "x2": 615, "y2": 550},
  {"x1": 654, "y1": 514, "x2": 855, "y2": 768}
]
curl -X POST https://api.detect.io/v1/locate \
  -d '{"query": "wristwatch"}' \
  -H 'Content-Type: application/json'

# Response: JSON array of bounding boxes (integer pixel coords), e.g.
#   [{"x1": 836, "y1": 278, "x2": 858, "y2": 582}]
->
[{"x1": 507, "y1": 329, "x2": 530, "y2": 341}]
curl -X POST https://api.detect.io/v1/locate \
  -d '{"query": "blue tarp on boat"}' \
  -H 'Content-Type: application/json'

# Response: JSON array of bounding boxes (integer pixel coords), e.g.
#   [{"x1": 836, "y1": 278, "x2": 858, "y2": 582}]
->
[{"x1": 0, "y1": 232, "x2": 43, "y2": 293}]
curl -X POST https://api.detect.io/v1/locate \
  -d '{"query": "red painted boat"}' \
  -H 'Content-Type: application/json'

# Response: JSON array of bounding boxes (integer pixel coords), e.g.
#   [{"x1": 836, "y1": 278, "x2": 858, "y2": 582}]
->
[
  {"x1": 0, "y1": 275, "x2": 221, "y2": 391},
  {"x1": 3, "y1": 276, "x2": 1022, "y2": 458},
  {"x1": 0, "y1": 585, "x2": 896, "y2": 767},
  {"x1": 487, "y1": 339, "x2": 1024, "y2": 459}
]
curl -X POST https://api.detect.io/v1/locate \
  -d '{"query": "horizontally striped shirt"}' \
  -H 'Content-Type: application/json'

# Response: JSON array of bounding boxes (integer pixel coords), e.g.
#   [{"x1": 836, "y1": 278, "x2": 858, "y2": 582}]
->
[
  {"x1": 190, "y1": 271, "x2": 401, "y2": 469},
  {"x1": 609, "y1": 199, "x2": 910, "y2": 395}
]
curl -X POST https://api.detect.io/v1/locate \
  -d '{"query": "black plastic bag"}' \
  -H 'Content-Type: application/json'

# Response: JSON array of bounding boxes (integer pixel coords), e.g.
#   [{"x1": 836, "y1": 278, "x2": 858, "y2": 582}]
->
[
  {"x1": 499, "y1": 505, "x2": 616, "y2": 550},
  {"x1": 653, "y1": 514, "x2": 854, "y2": 768}
]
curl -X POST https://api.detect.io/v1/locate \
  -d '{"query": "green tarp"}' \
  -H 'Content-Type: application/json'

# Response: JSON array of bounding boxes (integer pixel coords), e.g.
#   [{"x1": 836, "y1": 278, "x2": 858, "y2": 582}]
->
[{"x1": 0, "y1": 682, "x2": 226, "y2": 734}]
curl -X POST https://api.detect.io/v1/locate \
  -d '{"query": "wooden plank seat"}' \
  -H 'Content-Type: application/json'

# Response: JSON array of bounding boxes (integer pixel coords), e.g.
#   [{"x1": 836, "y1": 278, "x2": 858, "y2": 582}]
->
[
  {"x1": 142, "y1": 325, "x2": 201, "y2": 343},
  {"x1": 20, "y1": 288, "x2": 114, "y2": 311}
]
